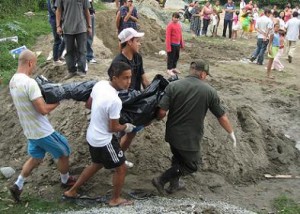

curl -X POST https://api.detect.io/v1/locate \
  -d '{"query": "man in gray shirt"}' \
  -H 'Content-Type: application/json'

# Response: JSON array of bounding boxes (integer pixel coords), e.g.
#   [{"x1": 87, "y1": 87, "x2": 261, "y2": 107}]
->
[{"x1": 56, "y1": 0, "x2": 92, "y2": 78}]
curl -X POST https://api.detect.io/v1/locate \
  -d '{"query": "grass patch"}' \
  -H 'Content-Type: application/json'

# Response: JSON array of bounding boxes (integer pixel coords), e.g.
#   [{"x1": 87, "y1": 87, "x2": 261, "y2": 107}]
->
[
  {"x1": 93, "y1": 0, "x2": 107, "y2": 11},
  {"x1": 273, "y1": 195, "x2": 300, "y2": 214},
  {"x1": 0, "y1": 1, "x2": 106, "y2": 86},
  {"x1": 0, "y1": 11, "x2": 50, "y2": 85},
  {"x1": 0, "y1": 182, "x2": 79, "y2": 214}
]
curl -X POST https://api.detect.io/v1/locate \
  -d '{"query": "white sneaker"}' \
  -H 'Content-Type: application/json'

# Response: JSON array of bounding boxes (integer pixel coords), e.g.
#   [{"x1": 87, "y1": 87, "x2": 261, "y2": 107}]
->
[
  {"x1": 125, "y1": 160, "x2": 134, "y2": 168},
  {"x1": 85, "y1": 62, "x2": 88, "y2": 72},
  {"x1": 47, "y1": 51, "x2": 53, "y2": 61},
  {"x1": 88, "y1": 58, "x2": 97, "y2": 64},
  {"x1": 53, "y1": 60, "x2": 66, "y2": 66}
]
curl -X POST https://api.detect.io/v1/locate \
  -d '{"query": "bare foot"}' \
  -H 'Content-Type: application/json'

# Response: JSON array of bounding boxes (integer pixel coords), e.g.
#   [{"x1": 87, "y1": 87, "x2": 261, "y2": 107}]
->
[{"x1": 109, "y1": 198, "x2": 134, "y2": 207}]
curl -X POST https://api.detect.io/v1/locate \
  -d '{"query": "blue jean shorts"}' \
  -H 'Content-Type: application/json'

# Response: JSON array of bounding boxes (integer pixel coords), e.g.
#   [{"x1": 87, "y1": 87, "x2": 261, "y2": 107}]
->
[{"x1": 28, "y1": 131, "x2": 71, "y2": 159}]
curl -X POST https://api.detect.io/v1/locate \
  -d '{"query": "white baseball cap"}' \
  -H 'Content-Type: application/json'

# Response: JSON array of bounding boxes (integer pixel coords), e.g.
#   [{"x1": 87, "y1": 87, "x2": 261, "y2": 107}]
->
[{"x1": 118, "y1": 28, "x2": 145, "y2": 44}]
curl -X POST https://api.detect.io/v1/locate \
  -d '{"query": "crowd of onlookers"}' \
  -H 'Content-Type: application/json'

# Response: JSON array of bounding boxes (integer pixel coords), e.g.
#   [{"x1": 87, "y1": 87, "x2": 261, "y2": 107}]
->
[{"x1": 185, "y1": 0, "x2": 300, "y2": 78}]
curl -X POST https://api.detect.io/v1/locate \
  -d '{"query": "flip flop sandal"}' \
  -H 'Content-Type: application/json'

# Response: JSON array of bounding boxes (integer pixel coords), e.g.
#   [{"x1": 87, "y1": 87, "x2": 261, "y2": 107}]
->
[{"x1": 127, "y1": 189, "x2": 156, "y2": 200}]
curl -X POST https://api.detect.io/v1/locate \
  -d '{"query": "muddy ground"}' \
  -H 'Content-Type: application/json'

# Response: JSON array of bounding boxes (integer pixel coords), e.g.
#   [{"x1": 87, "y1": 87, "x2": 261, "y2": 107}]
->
[{"x1": 0, "y1": 3, "x2": 300, "y2": 213}]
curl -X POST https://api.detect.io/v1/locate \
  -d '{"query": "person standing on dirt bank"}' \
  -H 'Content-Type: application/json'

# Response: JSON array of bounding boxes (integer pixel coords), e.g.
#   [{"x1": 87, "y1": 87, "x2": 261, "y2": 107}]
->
[
  {"x1": 47, "y1": 0, "x2": 65, "y2": 66},
  {"x1": 285, "y1": 11, "x2": 300, "y2": 63},
  {"x1": 86, "y1": 0, "x2": 97, "y2": 64},
  {"x1": 116, "y1": 0, "x2": 139, "y2": 34},
  {"x1": 110, "y1": 28, "x2": 150, "y2": 162},
  {"x1": 9, "y1": 50, "x2": 76, "y2": 202},
  {"x1": 222, "y1": 0, "x2": 236, "y2": 38},
  {"x1": 56, "y1": 0, "x2": 92, "y2": 78},
  {"x1": 166, "y1": 12, "x2": 184, "y2": 76},
  {"x1": 64, "y1": 62, "x2": 134, "y2": 207},
  {"x1": 152, "y1": 60, "x2": 237, "y2": 195},
  {"x1": 249, "y1": 8, "x2": 273, "y2": 65}
]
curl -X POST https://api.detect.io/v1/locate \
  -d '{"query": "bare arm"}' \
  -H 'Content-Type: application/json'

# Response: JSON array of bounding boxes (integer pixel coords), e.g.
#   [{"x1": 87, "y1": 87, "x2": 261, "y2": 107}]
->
[
  {"x1": 116, "y1": 11, "x2": 121, "y2": 31},
  {"x1": 109, "y1": 119, "x2": 126, "y2": 132},
  {"x1": 217, "y1": 114, "x2": 233, "y2": 134},
  {"x1": 32, "y1": 97, "x2": 59, "y2": 115},
  {"x1": 141, "y1": 73, "x2": 150, "y2": 89},
  {"x1": 56, "y1": 7, "x2": 62, "y2": 27},
  {"x1": 129, "y1": 15, "x2": 138, "y2": 22},
  {"x1": 85, "y1": 96, "x2": 92, "y2": 109},
  {"x1": 268, "y1": 34, "x2": 274, "y2": 53},
  {"x1": 124, "y1": 6, "x2": 133, "y2": 22},
  {"x1": 84, "y1": 8, "x2": 91, "y2": 27}
]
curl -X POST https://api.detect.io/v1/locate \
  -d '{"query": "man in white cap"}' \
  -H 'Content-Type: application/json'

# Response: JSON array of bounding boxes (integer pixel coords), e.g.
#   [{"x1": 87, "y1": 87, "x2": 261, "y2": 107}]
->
[{"x1": 109, "y1": 28, "x2": 150, "y2": 167}]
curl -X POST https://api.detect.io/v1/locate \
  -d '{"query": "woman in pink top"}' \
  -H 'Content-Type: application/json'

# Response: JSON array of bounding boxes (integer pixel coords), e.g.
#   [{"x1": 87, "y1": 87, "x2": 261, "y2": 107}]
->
[
  {"x1": 284, "y1": 5, "x2": 292, "y2": 22},
  {"x1": 166, "y1": 12, "x2": 184, "y2": 76},
  {"x1": 202, "y1": 1, "x2": 213, "y2": 36}
]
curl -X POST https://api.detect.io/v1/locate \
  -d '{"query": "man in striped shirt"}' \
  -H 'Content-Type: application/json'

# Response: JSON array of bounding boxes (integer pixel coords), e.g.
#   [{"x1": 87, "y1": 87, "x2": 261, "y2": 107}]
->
[{"x1": 9, "y1": 50, "x2": 75, "y2": 202}]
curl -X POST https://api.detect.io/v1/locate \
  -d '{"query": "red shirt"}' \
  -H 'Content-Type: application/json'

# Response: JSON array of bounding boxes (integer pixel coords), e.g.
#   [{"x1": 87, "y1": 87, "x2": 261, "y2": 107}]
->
[{"x1": 165, "y1": 21, "x2": 184, "y2": 52}]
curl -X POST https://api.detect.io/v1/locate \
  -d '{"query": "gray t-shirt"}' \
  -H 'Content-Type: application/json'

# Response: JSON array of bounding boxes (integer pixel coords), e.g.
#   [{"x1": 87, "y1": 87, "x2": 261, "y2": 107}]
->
[
  {"x1": 57, "y1": 0, "x2": 90, "y2": 34},
  {"x1": 224, "y1": 3, "x2": 235, "y2": 20},
  {"x1": 159, "y1": 75, "x2": 225, "y2": 151}
]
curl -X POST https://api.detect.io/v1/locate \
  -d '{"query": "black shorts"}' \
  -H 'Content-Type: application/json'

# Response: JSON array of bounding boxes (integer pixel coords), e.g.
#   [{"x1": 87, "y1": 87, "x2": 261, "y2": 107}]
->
[{"x1": 89, "y1": 135, "x2": 125, "y2": 169}]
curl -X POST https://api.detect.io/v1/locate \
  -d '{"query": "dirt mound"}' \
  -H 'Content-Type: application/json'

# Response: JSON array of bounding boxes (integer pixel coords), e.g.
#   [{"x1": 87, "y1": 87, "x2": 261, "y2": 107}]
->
[{"x1": 95, "y1": 10, "x2": 165, "y2": 56}]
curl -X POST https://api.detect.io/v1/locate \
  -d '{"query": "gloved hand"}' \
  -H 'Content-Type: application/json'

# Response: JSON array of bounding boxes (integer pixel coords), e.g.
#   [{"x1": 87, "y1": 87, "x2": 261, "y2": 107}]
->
[
  {"x1": 124, "y1": 123, "x2": 136, "y2": 133},
  {"x1": 228, "y1": 132, "x2": 237, "y2": 147}
]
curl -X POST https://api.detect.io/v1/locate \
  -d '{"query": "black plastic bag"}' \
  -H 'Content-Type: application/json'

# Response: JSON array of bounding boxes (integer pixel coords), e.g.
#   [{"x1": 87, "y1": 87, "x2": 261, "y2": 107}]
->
[
  {"x1": 119, "y1": 74, "x2": 169, "y2": 126},
  {"x1": 35, "y1": 75, "x2": 97, "y2": 104}
]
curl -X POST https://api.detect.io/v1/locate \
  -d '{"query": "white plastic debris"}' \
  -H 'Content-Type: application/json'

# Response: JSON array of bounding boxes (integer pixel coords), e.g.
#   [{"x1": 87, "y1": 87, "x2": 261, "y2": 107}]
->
[
  {"x1": 0, "y1": 167, "x2": 16, "y2": 178},
  {"x1": 0, "y1": 36, "x2": 18, "y2": 43},
  {"x1": 158, "y1": 50, "x2": 166, "y2": 56}
]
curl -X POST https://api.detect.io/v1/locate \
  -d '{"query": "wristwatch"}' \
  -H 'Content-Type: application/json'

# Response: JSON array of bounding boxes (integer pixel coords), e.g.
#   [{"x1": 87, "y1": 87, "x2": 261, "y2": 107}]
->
[{"x1": 88, "y1": 25, "x2": 92, "y2": 28}]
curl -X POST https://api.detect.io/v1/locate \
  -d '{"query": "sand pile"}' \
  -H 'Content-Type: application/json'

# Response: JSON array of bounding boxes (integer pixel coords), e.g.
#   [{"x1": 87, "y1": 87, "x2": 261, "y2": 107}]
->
[{"x1": 1, "y1": 3, "x2": 300, "y2": 212}]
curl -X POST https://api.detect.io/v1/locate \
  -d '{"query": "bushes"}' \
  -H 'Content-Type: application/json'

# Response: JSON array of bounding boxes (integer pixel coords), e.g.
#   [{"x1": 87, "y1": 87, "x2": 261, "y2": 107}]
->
[{"x1": 0, "y1": 0, "x2": 47, "y2": 14}]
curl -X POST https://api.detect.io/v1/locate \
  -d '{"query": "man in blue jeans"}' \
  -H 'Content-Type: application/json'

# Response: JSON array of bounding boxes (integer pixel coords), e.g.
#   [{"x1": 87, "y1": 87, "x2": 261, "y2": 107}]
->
[
  {"x1": 47, "y1": 0, "x2": 65, "y2": 66},
  {"x1": 56, "y1": 0, "x2": 92, "y2": 78},
  {"x1": 249, "y1": 8, "x2": 273, "y2": 65},
  {"x1": 222, "y1": 0, "x2": 235, "y2": 38},
  {"x1": 87, "y1": 0, "x2": 97, "y2": 64}
]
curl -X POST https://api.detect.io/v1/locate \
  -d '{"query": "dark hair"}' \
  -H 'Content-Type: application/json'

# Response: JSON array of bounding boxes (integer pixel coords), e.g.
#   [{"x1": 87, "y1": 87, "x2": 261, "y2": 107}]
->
[
  {"x1": 279, "y1": 29, "x2": 286, "y2": 36},
  {"x1": 273, "y1": 11, "x2": 279, "y2": 18},
  {"x1": 279, "y1": 10, "x2": 285, "y2": 19},
  {"x1": 264, "y1": 8, "x2": 271, "y2": 15},
  {"x1": 108, "y1": 62, "x2": 131, "y2": 81},
  {"x1": 120, "y1": 37, "x2": 135, "y2": 49},
  {"x1": 293, "y1": 11, "x2": 299, "y2": 17},
  {"x1": 172, "y1": 12, "x2": 180, "y2": 18}
]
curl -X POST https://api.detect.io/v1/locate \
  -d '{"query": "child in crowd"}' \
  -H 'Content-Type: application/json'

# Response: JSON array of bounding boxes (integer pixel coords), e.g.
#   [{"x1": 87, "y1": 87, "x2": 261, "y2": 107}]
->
[
  {"x1": 272, "y1": 29, "x2": 285, "y2": 72},
  {"x1": 241, "y1": 10, "x2": 251, "y2": 39},
  {"x1": 166, "y1": 12, "x2": 184, "y2": 76},
  {"x1": 231, "y1": 11, "x2": 240, "y2": 40},
  {"x1": 267, "y1": 23, "x2": 280, "y2": 79},
  {"x1": 211, "y1": 9, "x2": 219, "y2": 37},
  {"x1": 252, "y1": 3, "x2": 259, "y2": 31}
]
